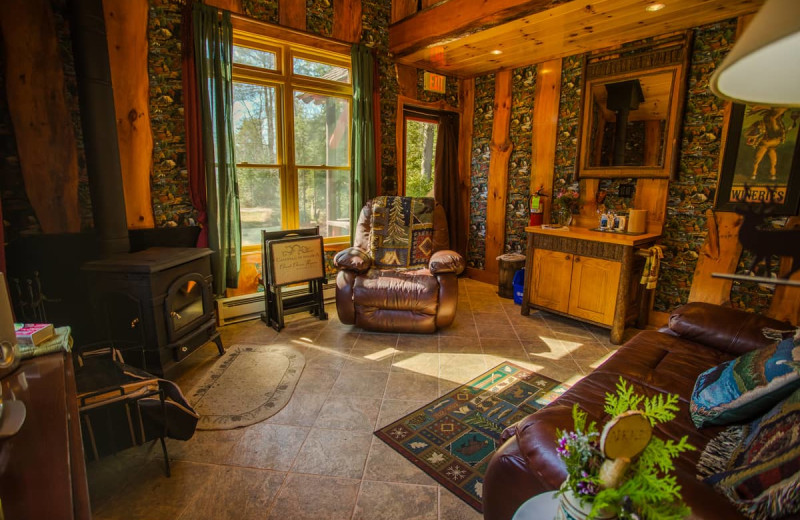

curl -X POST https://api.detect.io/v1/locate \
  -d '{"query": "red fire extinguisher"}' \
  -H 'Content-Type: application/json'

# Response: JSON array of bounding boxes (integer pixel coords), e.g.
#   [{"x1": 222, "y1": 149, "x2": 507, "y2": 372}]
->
[{"x1": 529, "y1": 187, "x2": 547, "y2": 227}]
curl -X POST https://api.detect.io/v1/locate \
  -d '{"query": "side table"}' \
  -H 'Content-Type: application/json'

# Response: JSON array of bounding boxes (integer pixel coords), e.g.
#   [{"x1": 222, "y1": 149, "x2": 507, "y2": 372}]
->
[{"x1": 512, "y1": 491, "x2": 560, "y2": 520}]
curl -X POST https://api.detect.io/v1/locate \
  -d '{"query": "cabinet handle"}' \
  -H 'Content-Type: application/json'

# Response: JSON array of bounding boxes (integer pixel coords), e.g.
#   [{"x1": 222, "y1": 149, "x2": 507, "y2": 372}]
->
[
  {"x1": 171, "y1": 311, "x2": 182, "y2": 320},
  {"x1": 130, "y1": 318, "x2": 140, "y2": 329},
  {"x1": 575, "y1": 257, "x2": 581, "y2": 263},
  {"x1": 565, "y1": 255, "x2": 571, "y2": 260},
  {"x1": 181, "y1": 346, "x2": 188, "y2": 353}
]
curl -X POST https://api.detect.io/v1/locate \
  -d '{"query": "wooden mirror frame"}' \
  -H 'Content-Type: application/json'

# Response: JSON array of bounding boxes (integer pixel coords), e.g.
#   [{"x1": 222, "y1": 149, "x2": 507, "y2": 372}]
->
[{"x1": 577, "y1": 33, "x2": 691, "y2": 180}]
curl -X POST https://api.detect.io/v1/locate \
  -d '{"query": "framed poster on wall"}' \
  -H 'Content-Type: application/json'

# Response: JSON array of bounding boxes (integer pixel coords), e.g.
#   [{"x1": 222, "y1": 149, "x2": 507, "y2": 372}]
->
[{"x1": 715, "y1": 103, "x2": 800, "y2": 215}]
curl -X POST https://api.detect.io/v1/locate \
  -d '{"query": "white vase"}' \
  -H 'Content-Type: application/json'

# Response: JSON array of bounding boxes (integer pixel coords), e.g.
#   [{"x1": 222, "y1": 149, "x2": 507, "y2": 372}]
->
[{"x1": 555, "y1": 482, "x2": 617, "y2": 520}]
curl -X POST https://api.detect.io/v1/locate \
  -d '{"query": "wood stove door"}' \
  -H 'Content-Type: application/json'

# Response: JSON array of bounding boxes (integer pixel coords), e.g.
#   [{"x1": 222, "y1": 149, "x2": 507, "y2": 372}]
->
[{"x1": 165, "y1": 273, "x2": 212, "y2": 343}]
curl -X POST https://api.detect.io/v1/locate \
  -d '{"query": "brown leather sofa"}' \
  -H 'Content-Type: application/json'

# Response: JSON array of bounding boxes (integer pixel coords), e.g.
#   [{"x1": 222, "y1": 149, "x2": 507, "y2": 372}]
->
[
  {"x1": 334, "y1": 197, "x2": 465, "y2": 333},
  {"x1": 483, "y1": 302, "x2": 797, "y2": 520}
]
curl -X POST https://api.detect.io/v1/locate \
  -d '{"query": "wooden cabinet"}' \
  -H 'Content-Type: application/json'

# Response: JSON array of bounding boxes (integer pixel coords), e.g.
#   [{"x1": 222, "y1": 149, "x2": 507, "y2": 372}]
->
[
  {"x1": 531, "y1": 249, "x2": 573, "y2": 313},
  {"x1": 568, "y1": 255, "x2": 621, "y2": 325},
  {"x1": 522, "y1": 227, "x2": 659, "y2": 344}
]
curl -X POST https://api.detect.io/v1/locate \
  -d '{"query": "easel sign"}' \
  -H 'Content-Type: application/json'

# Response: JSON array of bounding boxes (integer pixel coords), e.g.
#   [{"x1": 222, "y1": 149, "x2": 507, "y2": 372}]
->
[
  {"x1": 261, "y1": 228, "x2": 328, "y2": 332},
  {"x1": 267, "y1": 236, "x2": 325, "y2": 286}
]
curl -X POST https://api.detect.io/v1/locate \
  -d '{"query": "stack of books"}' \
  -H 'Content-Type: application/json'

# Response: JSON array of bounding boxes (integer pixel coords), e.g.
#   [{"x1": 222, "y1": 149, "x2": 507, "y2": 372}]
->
[{"x1": 14, "y1": 323, "x2": 55, "y2": 346}]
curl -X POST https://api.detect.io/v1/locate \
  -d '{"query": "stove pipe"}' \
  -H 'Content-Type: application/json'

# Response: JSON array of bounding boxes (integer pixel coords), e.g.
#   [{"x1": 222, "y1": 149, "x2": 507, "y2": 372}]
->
[{"x1": 69, "y1": 0, "x2": 130, "y2": 256}]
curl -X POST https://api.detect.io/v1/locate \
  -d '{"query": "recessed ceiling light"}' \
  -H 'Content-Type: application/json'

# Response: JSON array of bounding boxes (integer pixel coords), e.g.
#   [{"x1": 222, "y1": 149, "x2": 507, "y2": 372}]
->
[
  {"x1": 646, "y1": 3, "x2": 666, "y2": 12},
  {"x1": 490, "y1": 49, "x2": 503, "y2": 55}
]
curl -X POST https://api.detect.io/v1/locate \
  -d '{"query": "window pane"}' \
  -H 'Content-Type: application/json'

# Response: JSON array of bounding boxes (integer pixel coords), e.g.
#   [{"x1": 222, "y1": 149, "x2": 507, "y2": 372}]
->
[
  {"x1": 293, "y1": 57, "x2": 350, "y2": 83},
  {"x1": 238, "y1": 167, "x2": 281, "y2": 246},
  {"x1": 233, "y1": 45, "x2": 277, "y2": 70},
  {"x1": 405, "y1": 119, "x2": 438, "y2": 197},
  {"x1": 298, "y1": 168, "x2": 350, "y2": 239},
  {"x1": 293, "y1": 91, "x2": 349, "y2": 167},
  {"x1": 233, "y1": 82, "x2": 279, "y2": 165}
]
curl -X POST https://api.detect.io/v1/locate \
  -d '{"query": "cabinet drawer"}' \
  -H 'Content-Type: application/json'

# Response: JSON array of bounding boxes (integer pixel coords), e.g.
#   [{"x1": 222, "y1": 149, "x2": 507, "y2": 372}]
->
[{"x1": 567, "y1": 256, "x2": 621, "y2": 326}]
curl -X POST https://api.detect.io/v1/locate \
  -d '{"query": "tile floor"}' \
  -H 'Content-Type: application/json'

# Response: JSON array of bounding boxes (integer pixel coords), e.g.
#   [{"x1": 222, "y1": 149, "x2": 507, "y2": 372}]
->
[{"x1": 87, "y1": 278, "x2": 621, "y2": 520}]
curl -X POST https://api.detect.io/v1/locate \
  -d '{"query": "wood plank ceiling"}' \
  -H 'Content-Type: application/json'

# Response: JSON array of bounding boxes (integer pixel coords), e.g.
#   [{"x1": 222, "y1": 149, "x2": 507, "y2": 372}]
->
[{"x1": 389, "y1": 0, "x2": 765, "y2": 77}]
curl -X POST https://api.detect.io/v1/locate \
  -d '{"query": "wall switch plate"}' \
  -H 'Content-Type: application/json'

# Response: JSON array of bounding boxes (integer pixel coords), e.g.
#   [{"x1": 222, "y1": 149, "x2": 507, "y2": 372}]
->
[{"x1": 619, "y1": 183, "x2": 634, "y2": 197}]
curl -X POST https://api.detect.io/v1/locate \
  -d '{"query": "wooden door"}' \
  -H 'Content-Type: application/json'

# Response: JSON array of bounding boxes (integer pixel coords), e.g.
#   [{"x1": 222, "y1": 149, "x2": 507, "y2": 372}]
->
[
  {"x1": 531, "y1": 249, "x2": 573, "y2": 313},
  {"x1": 568, "y1": 256, "x2": 621, "y2": 325}
]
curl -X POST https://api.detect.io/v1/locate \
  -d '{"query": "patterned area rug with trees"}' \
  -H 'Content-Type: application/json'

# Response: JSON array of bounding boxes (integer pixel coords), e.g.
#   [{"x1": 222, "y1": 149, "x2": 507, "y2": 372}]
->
[{"x1": 374, "y1": 362, "x2": 569, "y2": 512}]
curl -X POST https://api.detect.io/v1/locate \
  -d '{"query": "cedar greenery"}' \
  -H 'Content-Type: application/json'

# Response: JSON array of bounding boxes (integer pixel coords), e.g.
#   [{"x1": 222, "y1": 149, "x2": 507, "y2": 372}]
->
[{"x1": 556, "y1": 378, "x2": 696, "y2": 520}]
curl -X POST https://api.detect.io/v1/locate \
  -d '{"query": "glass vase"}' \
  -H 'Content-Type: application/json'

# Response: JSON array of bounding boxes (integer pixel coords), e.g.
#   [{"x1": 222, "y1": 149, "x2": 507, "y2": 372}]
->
[
  {"x1": 554, "y1": 207, "x2": 572, "y2": 228},
  {"x1": 556, "y1": 482, "x2": 617, "y2": 520}
]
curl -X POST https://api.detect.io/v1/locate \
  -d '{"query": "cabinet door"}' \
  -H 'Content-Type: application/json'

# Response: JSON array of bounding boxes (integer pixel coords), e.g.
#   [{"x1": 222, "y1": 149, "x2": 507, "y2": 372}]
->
[
  {"x1": 531, "y1": 249, "x2": 573, "y2": 314},
  {"x1": 568, "y1": 256, "x2": 621, "y2": 325}
]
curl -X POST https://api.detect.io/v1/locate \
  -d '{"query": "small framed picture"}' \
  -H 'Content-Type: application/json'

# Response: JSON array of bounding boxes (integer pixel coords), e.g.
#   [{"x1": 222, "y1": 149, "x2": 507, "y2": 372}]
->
[{"x1": 715, "y1": 104, "x2": 800, "y2": 215}]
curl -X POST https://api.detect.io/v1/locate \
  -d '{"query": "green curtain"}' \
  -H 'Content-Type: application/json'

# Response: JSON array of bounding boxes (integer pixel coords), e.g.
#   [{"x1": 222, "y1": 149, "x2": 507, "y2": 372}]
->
[
  {"x1": 193, "y1": 3, "x2": 240, "y2": 294},
  {"x1": 349, "y1": 44, "x2": 377, "y2": 243}
]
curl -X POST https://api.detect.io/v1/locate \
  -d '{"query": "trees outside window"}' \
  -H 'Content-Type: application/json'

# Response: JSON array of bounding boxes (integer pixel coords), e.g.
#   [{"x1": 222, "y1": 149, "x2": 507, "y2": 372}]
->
[
  {"x1": 404, "y1": 116, "x2": 438, "y2": 198},
  {"x1": 231, "y1": 35, "x2": 352, "y2": 246}
]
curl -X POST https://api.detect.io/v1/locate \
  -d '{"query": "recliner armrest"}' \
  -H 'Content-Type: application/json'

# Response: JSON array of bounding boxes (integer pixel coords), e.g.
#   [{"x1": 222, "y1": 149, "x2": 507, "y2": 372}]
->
[
  {"x1": 429, "y1": 250, "x2": 465, "y2": 276},
  {"x1": 334, "y1": 247, "x2": 372, "y2": 274}
]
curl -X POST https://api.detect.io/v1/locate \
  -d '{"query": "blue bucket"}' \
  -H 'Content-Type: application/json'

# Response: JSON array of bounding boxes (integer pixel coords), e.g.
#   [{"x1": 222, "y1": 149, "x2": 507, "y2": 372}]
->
[{"x1": 512, "y1": 269, "x2": 525, "y2": 305}]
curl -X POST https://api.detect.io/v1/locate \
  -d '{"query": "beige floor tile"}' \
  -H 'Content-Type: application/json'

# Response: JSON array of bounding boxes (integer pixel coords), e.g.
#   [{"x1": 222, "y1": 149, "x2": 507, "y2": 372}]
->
[
  {"x1": 481, "y1": 337, "x2": 525, "y2": 356},
  {"x1": 563, "y1": 340, "x2": 609, "y2": 361},
  {"x1": 227, "y1": 423, "x2": 309, "y2": 470},
  {"x1": 313, "y1": 330, "x2": 359, "y2": 351},
  {"x1": 384, "y1": 372, "x2": 440, "y2": 401},
  {"x1": 522, "y1": 338, "x2": 571, "y2": 362},
  {"x1": 364, "y1": 437, "x2": 435, "y2": 485},
  {"x1": 291, "y1": 429, "x2": 372, "y2": 478},
  {"x1": 391, "y1": 351, "x2": 440, "y2": 377},
  {"x1": 354, "y1": 333, "x2": 399, "y2": 351},
  {"x1": 313, "y1": 394, "x2": 382, "y2": 431},
  {"x1": 331, "y1": 370, "x2": 389, "y2": 398},
  {"x1": 477, "y1": 323, "x2": 518, "y2": 339},
  {"x1": 177, "y1": 465, "x2": 285, "y2": 520},
  {"x1": 438, "y1": 486, "x2": 483, "y2": 520},
  {"x1": 92, "y1": 460, "x2": 213, "y2": 520},
  {"x1": 396, "y1": 334, "x2": 439, "y2": 352},
  {"x1": 266, "y1": 473, "x2": 360, "y2": 520},
  {"x1": 302, "y1": 347, "x2": 349, "y2": 371},
  {"x1": 469, "y1": 297, "x2": 505, "y2": 313},
  {"x1": 353, "y1": 480, "x2": 438, "y2": 520},
  {"x1": 439, "y1": 335, "x2": 482, "y2": 354},
  {"x1": 344, "y1": 348, "x2": 396, "y2": 371},
  {"x1": 438, "y1": 316, "x2": 478, "y2": 337},
  {"x1": 164, "y1": 428, "x2": 244, "y2": 465},
  {"x1": 86, "y1": 449, "x2": 150, "y2": 513},
  {"x1": 376, "y1": 399, "x2": 428, "y2": 429},
  {"x1": 294, "y1": 367, "x2": 340, "y2": 394},
  {"x1": 265, "y1": 391, "x2": 328, "y2": 427}
]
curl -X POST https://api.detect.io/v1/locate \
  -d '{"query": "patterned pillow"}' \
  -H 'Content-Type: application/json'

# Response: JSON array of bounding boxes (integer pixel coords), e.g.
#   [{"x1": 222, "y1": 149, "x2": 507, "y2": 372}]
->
[
  {"x1": 699, "y1": 386, "x2": 800, "y2": 519},
  {"x1": 690, "y1": 332, "x2": 800, "y2": 428},
  {"x1": 369, "y1": 196, "x2": 436, "y2": 269}
]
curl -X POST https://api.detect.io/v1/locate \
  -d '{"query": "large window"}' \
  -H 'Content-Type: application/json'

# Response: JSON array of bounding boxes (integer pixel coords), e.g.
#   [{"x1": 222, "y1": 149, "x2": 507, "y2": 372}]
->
[{"x1": 232, "y1": 31, "x2": 352, "y2": 246}]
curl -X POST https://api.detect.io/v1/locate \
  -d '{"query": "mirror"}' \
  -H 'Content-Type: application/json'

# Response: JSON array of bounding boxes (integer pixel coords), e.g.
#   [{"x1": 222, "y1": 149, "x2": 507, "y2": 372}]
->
[{"x1": 578, "y1": 35, "x2": 689, "y2": 179}]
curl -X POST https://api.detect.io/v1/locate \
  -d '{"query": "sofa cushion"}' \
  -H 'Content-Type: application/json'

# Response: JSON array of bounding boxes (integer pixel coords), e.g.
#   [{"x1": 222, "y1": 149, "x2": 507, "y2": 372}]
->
[
  {"x1": 701, "y1": 386, "x2": 800, "y2": 519},
  {"x1": 669, "y1": 302, "x2": 793, "y2": 356},
  {"x1": 690, "y1": 335, "x2": 800, "y2": 428},
  {"x1": 353, "y1": 268, "x2": 439, "y2": 315},
  {"x1": 368, "y1": 196, "x2": 436, "y2": 268}
]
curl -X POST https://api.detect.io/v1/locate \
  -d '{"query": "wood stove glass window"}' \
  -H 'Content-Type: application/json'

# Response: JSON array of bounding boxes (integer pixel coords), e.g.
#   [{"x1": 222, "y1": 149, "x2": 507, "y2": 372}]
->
[{"x1": 167, "y1": 274, "x2": 212, "y2": 342}]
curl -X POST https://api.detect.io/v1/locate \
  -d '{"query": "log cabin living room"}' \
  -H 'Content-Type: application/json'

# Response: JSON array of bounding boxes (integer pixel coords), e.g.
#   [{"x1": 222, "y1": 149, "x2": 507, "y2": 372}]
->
[{"x1": 1, "y1": 0, "x2": 800, "y2": 519}]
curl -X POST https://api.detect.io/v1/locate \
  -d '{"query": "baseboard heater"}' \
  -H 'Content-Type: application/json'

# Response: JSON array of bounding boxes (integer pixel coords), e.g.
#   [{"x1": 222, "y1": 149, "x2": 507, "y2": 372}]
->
[{"x1": 215, "y1": 282, "x2": 336, "y2": 326}]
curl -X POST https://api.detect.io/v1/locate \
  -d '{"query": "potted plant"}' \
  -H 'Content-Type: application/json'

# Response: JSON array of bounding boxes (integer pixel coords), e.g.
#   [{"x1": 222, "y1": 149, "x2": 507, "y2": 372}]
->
[
  {"x1": 551, "y1": 185, "x2": 581, "y2": 227},
  {"x1": 555, "y1": 378, "x2": 695, "y2": 520}
]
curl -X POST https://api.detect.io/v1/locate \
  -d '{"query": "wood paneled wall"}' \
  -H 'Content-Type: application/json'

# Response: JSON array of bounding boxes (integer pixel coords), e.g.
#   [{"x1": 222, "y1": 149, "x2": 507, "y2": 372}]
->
[
  {"x1": 1, "y1": 0, "x2": 81, "y2": 233},
  {"x1": 104, "y1": 0, "x2": 155, "y2": 229}
]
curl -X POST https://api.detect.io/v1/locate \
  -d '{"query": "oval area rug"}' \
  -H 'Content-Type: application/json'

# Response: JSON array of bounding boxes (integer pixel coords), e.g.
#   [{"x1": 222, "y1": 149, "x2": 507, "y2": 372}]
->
[{"x1": 188, "y1": 344, "x2": 305, "y2": 430}]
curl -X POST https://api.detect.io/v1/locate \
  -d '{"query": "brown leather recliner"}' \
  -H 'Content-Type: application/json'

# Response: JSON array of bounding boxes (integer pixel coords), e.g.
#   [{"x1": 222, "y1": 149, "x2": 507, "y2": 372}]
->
[{"x1": 334, "y1": 196, "x2": 465, "y2": 333}]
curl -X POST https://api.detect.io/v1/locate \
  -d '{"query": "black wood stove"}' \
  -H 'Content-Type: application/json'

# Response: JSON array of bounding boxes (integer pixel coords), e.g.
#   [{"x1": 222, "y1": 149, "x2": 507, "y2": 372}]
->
[{"x1": 83, "y1": 247, "x2": 223, "y2": 376}]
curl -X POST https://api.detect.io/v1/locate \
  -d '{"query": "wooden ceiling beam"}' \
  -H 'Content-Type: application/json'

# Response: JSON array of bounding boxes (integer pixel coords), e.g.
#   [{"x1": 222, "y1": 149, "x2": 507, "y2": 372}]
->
[
  {"x1": 389, "y1": 0, "x2": 554, "y2": 58},
  {"x1": 396, "y1": 0, "x2": 764, "y2": 77}
]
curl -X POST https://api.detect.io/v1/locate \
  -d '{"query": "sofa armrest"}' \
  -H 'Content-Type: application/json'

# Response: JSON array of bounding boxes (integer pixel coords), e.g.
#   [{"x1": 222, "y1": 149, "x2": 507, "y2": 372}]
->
[
  {"x1": 334, "y1": 247, "x2": 372, "y2": 274},
  {"x1": 429, "y1": 250, "x2": 465, "y2": 275},
  {"x1": 668, "y1": 302, "x2": 794, "y2": 355}
]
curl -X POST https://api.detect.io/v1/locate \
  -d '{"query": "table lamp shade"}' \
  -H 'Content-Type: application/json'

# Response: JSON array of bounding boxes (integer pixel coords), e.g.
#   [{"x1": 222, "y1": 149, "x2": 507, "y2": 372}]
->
[{"x1": 710, "y1": 0, "x2": 800, "y2": 107}]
